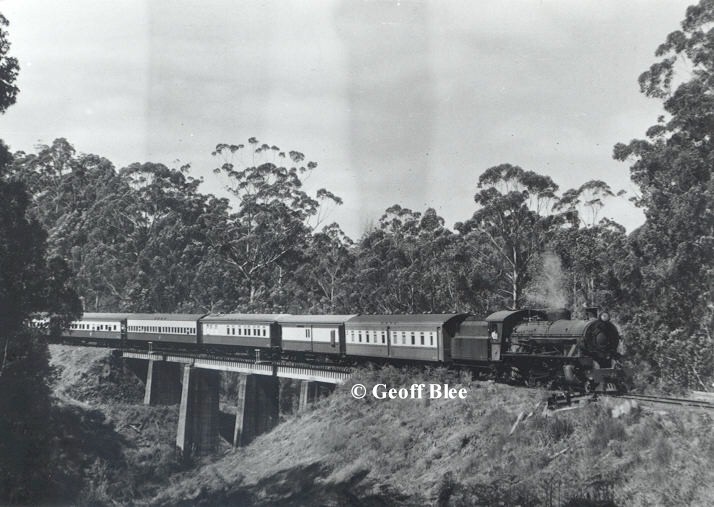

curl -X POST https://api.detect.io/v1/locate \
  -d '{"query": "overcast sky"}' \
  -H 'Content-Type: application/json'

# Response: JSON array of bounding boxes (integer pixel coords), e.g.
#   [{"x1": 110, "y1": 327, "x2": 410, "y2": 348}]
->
[{"x1": 0, "y1": 0, "x2": 692, "y2": 238}]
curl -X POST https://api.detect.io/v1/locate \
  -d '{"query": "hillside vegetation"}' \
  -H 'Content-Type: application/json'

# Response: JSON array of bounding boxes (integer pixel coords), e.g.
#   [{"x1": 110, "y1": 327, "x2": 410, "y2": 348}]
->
[
  {"x1": 48, "y1": 346, "x2": 182, "y2": 504},
  {"x1": 142, "y1": 366, "x2": 713, "y2": 506},
  {"x1": 46, "y1": 345, "x2": 714, "y2": 506}
]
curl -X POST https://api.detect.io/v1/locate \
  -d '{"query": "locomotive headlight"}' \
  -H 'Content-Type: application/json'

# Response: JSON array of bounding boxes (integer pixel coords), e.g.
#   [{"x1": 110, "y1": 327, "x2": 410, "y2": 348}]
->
[{"x1": 599, "y1": 312, "x2": 610, "y2": 322}]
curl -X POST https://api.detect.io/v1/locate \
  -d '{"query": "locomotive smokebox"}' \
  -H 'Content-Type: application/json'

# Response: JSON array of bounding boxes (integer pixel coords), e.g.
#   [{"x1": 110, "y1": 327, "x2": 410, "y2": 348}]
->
[{"x1": 544, "y1": 308, "x2": 571, "y2": 321}]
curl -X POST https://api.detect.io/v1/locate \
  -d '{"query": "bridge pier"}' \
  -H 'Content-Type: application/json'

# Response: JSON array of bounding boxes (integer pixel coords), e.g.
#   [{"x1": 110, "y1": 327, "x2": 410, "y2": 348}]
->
[
  {"x1": 233, "y1": 374, "x2": 279, "y2": 447},
  {"x1": 176, "y1": 367, "x2": 220, "y2": 458},
  {"x1": 299, "y1": 380, "x2": 319, "y2": 411},
  {"x1": 144, "y1": 360, "x2": 182, "y2": 405}
]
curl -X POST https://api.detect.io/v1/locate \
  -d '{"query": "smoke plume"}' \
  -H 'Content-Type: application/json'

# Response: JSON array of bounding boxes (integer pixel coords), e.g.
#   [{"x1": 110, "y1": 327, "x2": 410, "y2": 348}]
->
[{"x1": 526, "y1": 251, "x2": 567, "y2": 309}]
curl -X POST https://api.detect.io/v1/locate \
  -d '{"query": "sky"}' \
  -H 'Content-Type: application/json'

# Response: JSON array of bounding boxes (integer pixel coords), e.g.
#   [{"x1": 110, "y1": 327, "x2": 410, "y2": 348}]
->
[{"x1": 0, "y1": 0, "x2": 693, "y2": 238}]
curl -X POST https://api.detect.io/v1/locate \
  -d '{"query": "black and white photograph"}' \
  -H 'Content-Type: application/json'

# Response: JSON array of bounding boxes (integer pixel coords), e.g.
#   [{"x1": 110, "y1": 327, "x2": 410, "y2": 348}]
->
[{"x1": 0, "y1": 0, "x2": 712, "y2": 505}]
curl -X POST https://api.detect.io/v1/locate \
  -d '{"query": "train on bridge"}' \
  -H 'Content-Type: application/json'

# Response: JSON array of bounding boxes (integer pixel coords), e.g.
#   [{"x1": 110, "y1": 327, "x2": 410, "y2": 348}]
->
[{"x1": 37, "y1": 308, "x2": 626, "y2": 393}]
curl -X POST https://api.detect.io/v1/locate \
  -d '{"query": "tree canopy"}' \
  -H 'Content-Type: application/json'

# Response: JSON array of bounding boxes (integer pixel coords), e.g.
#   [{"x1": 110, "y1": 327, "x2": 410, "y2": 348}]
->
[
  {"x1": 613, "y1": 0, "x2": 714, "y2": 386},
  {"x1": 0, "y1": 14, "x2": 19, "y2": 114}
]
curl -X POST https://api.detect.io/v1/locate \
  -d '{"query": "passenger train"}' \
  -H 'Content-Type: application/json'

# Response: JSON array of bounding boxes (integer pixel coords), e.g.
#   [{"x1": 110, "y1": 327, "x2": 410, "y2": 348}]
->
[{"x1": 39, "y1": 307, "x2": 625, "y2": 393}]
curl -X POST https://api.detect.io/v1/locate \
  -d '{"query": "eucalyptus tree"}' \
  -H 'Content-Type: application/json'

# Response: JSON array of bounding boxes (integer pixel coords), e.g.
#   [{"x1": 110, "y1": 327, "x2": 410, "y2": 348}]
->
[
  {"x1": 351, "y1": 205, "x2": 495, "y2": 314},
  {"x1": 0, "y1": 14, "x2": 18, "y2": 113},
  {"x1": 120, "y1": 161, "x2": 216, "y2": 312},
  {"x1": 457, "y1": 164, "x2": 561, "y2": 310},
  {"x1": 210, "y1": 139, "x2": 342, "y2": 310},
  {"x1": 550, "y1": 180, "x2": 628, "y2": 314},
  {"x1": 613, "y1": 0, "x2": 714, "y2": 387},
  {"x1": 0, "y1": 16, "x2": 80, "y2": 503},
  {"x1": 295, "y1": 222, "x2": 356, "y2": 313}
]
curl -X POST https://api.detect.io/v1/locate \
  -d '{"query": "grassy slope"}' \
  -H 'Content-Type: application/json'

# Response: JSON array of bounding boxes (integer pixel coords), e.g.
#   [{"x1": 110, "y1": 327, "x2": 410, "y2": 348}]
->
[
  {"x1": 149, "y1": 367, "x2": 714, "y2": 506},
  {"x1": 48, "y1": 347, "x2": 714, "y2": 506}
]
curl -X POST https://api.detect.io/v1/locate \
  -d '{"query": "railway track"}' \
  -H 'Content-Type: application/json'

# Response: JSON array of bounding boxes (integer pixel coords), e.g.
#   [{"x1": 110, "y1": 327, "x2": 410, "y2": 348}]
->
[
  {"x1": 612, "y1": 393, "x2": 714, "y2": 410},
  {"x1": 546, "y1": 390, "x2": 714, "y2": 412}
]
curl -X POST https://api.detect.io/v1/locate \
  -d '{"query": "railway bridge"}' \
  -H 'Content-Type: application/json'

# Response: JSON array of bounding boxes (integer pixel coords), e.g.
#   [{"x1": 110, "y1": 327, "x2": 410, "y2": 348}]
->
[{"x1": 116, "y1": 349, "x2": 352, "y2": 458}]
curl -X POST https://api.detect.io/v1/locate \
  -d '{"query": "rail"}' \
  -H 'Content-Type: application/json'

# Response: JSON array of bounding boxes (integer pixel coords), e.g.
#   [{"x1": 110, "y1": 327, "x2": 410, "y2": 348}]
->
[{"x1": 612, "y1": 393, "x2": 714, "y2": 411}]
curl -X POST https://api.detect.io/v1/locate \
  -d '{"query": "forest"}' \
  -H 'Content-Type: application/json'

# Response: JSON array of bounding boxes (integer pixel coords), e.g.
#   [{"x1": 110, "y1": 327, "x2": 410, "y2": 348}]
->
[
  {"x1": 0, "y1": 2, "x2": 713, "y2": 502},
  {"x1": 1, "y1": 3, "x2": 713, "y2": 386}
]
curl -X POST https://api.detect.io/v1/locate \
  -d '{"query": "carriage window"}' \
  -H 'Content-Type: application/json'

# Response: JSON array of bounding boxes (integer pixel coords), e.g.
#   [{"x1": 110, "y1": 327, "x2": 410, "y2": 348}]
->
[
  {"x1": 330, "y1": 329, "x2": 336, "y2": 340},
  {"x1": 420, "y1": 333, "x2": 424, "y2": 345},
  {"x1": 411, "y1": 332, "x2": 415, "y2": 345},
  {"x1": 402, "y1": 332, "x2": 406, "y2": 344},
  {"x1": 366, "y1": 332, "x2": 370, "y2": 343},
  {"x1": 382, "y1": 332, "x2": 386, "y2": 344},
  {"x1": 358, "y1": 332, "x2": 362, "y2": 343},
  {"x1": 430, "y1": 334, "x2": 434, "y2": 346},
  {"x1": 263, "y1": 328, "x2": 267, "y2": 336}
]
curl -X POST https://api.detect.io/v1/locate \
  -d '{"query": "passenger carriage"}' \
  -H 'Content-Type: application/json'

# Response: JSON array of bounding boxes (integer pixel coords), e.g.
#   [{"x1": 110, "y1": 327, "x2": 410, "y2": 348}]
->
[
  {"x1": 125, "y1": 313, "x2": 205, "y2": 347},
  {"x1": 345, "y1": 314, "x2": 469, "y2": 362},
  {"x1": 63, "y1": 313, "x2": 129, "y2": 345},
  {"x1": 278, "y1": 315, "x2": 356, "y2": 356},
  {"x1": 200, "y1": 313, "x2": 286, "y2": 351}
]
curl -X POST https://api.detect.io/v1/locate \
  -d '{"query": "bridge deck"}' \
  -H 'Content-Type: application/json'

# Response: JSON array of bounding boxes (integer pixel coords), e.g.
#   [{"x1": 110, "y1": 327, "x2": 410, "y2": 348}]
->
[{"x1": 121, "y1": 350, "x2": 352, "y2": 384}]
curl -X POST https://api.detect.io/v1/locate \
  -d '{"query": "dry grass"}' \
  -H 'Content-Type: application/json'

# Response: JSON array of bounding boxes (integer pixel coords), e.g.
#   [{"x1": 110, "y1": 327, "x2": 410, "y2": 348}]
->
[
  {"x1": 149, "y1": 366, "x2": 714, "y2": 506},
  {"x1": 47, "y1": 348, "x2": 714, "y2": 506}
]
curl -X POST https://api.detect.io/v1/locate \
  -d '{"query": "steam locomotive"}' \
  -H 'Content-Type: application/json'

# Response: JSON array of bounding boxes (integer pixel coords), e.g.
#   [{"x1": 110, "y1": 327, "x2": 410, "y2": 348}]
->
[{"x1": 40, "y1": 306, "x2": 625, "y2": 393}]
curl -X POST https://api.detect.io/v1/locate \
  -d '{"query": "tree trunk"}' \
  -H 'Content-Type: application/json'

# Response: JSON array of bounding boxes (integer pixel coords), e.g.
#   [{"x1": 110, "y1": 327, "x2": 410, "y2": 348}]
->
[{"x1": 512, "y1": 245, "x2": 519, "y2": 309}]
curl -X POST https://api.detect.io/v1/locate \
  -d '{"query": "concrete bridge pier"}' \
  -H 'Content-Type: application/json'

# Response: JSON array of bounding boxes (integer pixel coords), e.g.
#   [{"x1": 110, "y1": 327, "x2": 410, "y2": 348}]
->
[
  {"x1": 299, "y1": 380, "x2": 319, "y2": 411},
  {"x1": 233, "y1": 374, "x2": 279, "y2": 447},
  {"x1": 176, "y1": 367, "x2": 220, "y2": 458},
  {"x1": 144, "y1": 360, "x2": 182, "y2": 405},
  {"x1": 299, "y1": 380, "x2": 336, "y2": 410}
]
